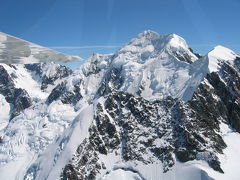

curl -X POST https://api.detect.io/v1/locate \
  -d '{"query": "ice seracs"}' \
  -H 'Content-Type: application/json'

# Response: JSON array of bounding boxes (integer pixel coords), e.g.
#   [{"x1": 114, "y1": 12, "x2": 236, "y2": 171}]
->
[
  {"x1": 104, "y1": 31, "x2": 203, "y2": 101},
  {"x1": 0, "y1": 95, "x2": 10, "y2": 131},
  {"x1": 0, "y1": 30, "x2": 240, "y2": 180}
]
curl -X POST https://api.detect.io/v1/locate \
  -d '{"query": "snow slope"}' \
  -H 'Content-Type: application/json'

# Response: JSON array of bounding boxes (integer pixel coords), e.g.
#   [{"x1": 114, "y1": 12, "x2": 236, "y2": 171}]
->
[
  {"x1": 101, "y1": 169, "x2": 143, "y2": 180},
  {"x1": 0, "y1": 95, "x2": 10, "y2": 131},
  {"x1": 105, "y1": 33, "x2": 239, "y2": 101},
  {"x1": 0, "y1": 100, "x2": 79, "y2": 180},
  {"x1": 0, "y1": 30, "x2": 240, "y2": 180},
  {"x1": 206, "y1": 45, "x2": 238, "y2": 72},
  {"x1": 94, "y1": 30, "x2": 201, "y2": 101},
  {"x1": 31, "y1": 103, "x2": 94, "y2": 180},
  {"x1": 202, "y1": 123, "x2": 240, "y2": 180},
  {"x1": 95, "y1": 123, "x2": 240, "y2": 180},
  {"x1": 97, "y1": 159, "x2": 215, "y2": 180},
  {"x1": 0, "y1": 64, "x2": 48, "y2": 101}
]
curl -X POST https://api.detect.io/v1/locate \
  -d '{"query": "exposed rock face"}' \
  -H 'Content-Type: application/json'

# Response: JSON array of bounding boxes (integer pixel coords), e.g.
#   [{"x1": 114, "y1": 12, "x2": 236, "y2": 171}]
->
[
  {"x1": 47, "y1": 81, "x2": 82, "y2": 105},
  {"x1": 190, "y1": 58, "x2": 240, "y2": 133},
  {"x1": 25, "y1": 63, "x2": 73, "y2": 90},
  {"x1": 0, "y1": 62, "x2": 73, "y2": 121},
  {"x1": 58, "y1": 35, "x2": 240, "y2": 180},
  {"x1": 0, "y1": 65, "x2": 17, "y2": 101},
  {"x1": 61, "y1": 89, "x2": 228, "y2": 179},
  {"x1": 1, "y1": 31, "x2": 240, "y2": 180},
  {"x1": 10, "y1": 88, "x2": 32, "y2": 119},
  {"x1": 0, "y1": 65, "x2": 32, "y2": 120}
]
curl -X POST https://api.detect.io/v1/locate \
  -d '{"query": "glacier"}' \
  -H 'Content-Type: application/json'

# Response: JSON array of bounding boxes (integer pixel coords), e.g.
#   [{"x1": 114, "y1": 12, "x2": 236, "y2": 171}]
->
[{"x1": 0, "y1": 30, "x2": 239, "y2": 180}]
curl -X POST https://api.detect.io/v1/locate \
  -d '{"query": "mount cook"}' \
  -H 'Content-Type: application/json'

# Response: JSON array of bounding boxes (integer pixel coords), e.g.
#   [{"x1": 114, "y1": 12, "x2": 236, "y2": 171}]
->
[{"x1": 0, "y1": 30, "x2": 240, "y2": 180}]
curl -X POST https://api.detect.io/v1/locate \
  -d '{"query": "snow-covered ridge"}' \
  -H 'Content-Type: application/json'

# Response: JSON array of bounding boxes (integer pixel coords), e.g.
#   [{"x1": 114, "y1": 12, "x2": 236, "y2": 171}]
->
[
  {"x1": 99, "y1": 32, "x2": 240, "y2": 101},
  {"x1": 0, "y1": 64, "x2": 48, "y2": 100},
  {"x1": 0, "y1": 30, "x2": 240, "y2": 180},
  {"x1": 206, "y1": 45, "x2": 239, "y2": 72},
  {"x1": 118, "y1": 30, "x2": 198, "y2": 64},
  {"x1": 0, "y1": 32, "x2": 82, "y2": 64}
]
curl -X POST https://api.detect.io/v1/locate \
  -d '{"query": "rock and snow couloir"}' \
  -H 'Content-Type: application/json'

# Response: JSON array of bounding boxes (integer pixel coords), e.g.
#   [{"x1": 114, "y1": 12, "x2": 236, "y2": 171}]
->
[{"x1": 0, "y1": 30, "x2": 240, "y2": 180}]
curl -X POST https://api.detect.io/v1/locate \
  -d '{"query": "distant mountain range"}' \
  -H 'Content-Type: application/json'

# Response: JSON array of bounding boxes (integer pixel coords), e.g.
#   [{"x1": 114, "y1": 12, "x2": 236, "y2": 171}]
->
[{"x1": 0, "y1": 30, "x2": 240, "y2": 180}]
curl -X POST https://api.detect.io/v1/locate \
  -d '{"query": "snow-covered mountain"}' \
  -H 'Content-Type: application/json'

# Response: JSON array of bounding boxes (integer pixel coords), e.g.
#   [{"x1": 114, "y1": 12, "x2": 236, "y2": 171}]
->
[
  {"x1": 0, "y1": 30, "x2": 240, "y2": 180},
  {"x1": 0, "y1": 32, "x2": 81, "y2": 64}
]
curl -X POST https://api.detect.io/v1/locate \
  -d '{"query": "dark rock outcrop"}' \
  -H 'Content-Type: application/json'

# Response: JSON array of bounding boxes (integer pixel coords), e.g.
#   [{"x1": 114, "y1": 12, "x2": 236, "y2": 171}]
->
[
  {"x1": 61, "y1": 90, "x2": 228, "y2": 179},
  {"x1": 10, "y1": 88, "x2": 32, "y2": 119},
  {"x1": 0, "y1": 65, "x2": 32, "y2": 120},
  {"x1": 25, "y1": 63, "x2": 73, "y2": 90},
  {"x1": 47, "y1": 81, "x2": 82, "y2": 105}
]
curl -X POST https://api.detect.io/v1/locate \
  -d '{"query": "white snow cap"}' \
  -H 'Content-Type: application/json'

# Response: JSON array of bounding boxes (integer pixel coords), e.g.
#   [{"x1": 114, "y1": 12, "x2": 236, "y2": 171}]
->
[
  {"x1": 118, "y1": 30, "x2": 198, "y2": 64},
  {"x1": 207, "y1": 45, "x2": 238, "y2": 72},
  {"x1": 125, "y1": 30, "x2": 190, "y2": 50},
  {"x1": 208, "y1": 45, "x2": 237, "y2": 61},
  {"x1": 0, "y1": 32, "x2": 82, "y2": 64}
]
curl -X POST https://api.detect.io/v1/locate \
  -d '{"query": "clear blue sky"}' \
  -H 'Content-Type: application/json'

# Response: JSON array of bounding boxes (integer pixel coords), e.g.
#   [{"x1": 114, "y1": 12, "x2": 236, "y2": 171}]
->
[{"x1": 0, "y1": 0, "x2": 239, "y2": 61}]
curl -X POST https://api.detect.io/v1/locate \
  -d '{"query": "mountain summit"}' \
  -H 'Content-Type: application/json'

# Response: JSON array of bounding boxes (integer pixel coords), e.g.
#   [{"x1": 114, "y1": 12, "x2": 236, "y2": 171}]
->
[
  {"x1": 0, "y1": 31, "x2": 240, "y2": 180},
  {"x1": 118, "y1": 30, "x2": 198, "y2": 64}
]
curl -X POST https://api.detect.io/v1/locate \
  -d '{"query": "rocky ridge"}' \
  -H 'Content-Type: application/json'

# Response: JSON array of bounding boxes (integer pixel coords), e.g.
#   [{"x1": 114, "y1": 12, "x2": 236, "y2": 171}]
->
[{"x1": 0, "y1": 31, "x2": 239, "y2": 180}]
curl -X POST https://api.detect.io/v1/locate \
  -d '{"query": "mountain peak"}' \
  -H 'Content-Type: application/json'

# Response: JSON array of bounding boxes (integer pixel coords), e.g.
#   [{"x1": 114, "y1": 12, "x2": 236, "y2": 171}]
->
[
  {"x1": 135, "y1": 31, "x2": 188, "y2": 48},
  {"x1": 209, "y1": 45, "x2": 237, "y2": 60},
  {"x1": 136, "y1": 30, "x2": 160, "y2": 39},
  {"x1": 204, "y1": 45, "x2": 238, "y2": 73},
  {"x1": 164, "y1": 33, "x2": 189, "y2": 49},
  {"x1": 1, "y1": 30, "x2": 240, "y2": 180},
  {"x1": 126, "y1": 30, "x2": 161, "y2": 48},
  {"x1": 118, "y1": 30, "x2": 198, "y2": 64}
]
